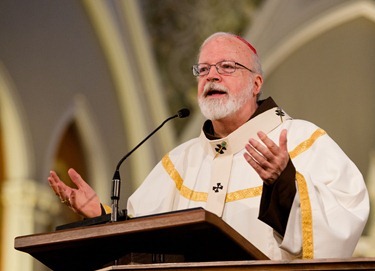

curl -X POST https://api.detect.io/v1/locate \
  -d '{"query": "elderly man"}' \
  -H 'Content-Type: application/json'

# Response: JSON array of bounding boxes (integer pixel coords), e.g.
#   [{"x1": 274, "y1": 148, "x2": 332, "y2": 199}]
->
[{"x1": 49, "y1": 32, "x2": 369, "y2": 260}]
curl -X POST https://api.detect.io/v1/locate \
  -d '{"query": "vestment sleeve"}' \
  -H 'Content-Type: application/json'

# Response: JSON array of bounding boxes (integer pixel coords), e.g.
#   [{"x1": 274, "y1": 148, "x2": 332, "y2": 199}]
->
[{"x1": 278, "y1": 131, "x2": 369, "y2": 258}]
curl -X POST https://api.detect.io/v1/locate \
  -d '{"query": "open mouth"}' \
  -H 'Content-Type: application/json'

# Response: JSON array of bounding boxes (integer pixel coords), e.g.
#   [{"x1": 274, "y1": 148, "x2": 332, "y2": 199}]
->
[
  {"x1": 205, "y1": 88, "x2": 227, "y2": 97},
  {"x1": 203, "y1": 82, "x2": 229, "y2": 98}
]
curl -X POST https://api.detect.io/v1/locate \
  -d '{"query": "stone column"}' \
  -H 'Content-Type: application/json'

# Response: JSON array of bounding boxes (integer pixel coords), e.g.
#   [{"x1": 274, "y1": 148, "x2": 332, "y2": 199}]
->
[{"x1": 1, "y1": 179, "x2": 59, "y2": 271}]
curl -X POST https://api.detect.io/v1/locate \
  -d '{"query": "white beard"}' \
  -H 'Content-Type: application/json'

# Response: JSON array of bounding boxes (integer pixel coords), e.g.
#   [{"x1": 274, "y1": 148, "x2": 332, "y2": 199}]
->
[{"x1": 198, "y1": 81, "x2": 253, "y2": 120}]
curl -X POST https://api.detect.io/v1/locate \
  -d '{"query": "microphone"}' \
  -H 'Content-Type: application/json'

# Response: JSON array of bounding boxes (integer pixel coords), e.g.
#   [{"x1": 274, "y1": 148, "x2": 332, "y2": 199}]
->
[{"x1": 110, "y1": 108, "x2": 190, "y2": 222}]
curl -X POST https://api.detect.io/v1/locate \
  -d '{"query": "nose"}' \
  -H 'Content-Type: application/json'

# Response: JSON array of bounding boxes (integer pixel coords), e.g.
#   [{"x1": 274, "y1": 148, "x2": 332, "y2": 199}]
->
[{"x1": 206, "y1": 65, "x2": 221, "y2": 82}]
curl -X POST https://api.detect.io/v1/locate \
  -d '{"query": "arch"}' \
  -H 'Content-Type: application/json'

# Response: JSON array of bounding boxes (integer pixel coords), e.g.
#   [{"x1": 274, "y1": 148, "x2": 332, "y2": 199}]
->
[
  {"x1": 81, "y1": 0, "x2": 176, "y2": 188},
  {"x1": 0, "y1": 64, "x2": 111, "y2": 271},
  {"x1": 44, "y1": 94, "x2": 111, "y2": 203},
  {"x1": 260, "y1": 0, "x2": 375, "y2": 75}
]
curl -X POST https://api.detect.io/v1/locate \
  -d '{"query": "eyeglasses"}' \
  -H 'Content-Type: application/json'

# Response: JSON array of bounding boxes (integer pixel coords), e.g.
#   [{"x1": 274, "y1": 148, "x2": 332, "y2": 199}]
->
[{"x1": 192, "y1": 60, "x2": 255, "y2": 77}]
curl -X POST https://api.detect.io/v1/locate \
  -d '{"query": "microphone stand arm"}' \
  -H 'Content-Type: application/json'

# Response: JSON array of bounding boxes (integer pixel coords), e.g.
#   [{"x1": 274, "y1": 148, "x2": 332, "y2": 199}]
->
[{"x1": 110, "y1": 114, "x2": 179, "y2": 222}]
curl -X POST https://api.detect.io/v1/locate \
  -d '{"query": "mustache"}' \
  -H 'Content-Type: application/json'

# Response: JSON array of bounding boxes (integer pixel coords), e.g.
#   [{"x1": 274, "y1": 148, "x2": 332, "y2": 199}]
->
[{"x1": 202, "y1": 82, "x2": 229, "y2": 97}]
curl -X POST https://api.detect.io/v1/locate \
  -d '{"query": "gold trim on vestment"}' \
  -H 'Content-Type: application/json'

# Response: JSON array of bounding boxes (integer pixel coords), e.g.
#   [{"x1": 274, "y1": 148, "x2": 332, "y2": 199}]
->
[
  {"x1": 180, "y1": 184, "x2": 207, "y2": 202},
  {"x1": 225, "y1": 186, "x2": 263, "y2": 202},
  {"x1": 296, "y1": 171, "x2": 314, "y2": 259},
  {"x1": 288, "y1": 128, "x2": 325, "y2": 259},
  {"x1": 289, "y1": 128, "x2": 326, "y2": 159},
  {"x1": 162, "y1": 155, "x2": 263, "y2": 202},
  {"x1": 287, "y1": 128, "x2": 325, "y2": 259},
  {"x1": 162, "y1": 155, "x2": 184, "y2": 190},
  {"x1": 103, "y1": 204, "x2": 112, "y2": 214}
]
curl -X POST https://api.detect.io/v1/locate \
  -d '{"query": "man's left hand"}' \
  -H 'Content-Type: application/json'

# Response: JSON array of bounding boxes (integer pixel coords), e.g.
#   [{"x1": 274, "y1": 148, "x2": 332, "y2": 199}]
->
[{"x1": 244, "y1": 129, "x2": 289, "y2": 185}]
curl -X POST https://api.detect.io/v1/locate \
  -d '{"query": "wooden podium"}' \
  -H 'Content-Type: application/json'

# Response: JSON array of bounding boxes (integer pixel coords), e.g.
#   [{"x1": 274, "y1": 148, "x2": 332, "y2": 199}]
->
[{"x1": 14, "y1": 208, "x2": 269, "y2": 270}]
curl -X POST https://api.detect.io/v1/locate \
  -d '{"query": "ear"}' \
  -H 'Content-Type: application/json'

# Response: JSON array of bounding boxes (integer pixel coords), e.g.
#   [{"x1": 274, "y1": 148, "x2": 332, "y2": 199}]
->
[{"x1": 252, "y1": 74, "x2": 263, "y2": 97}]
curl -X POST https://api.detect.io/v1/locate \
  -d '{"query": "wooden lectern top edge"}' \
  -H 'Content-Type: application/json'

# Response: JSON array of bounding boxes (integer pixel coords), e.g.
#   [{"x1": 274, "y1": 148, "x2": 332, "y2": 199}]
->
[
  {"x1": 15, "y1": 208, "x2": 269, "y2": 261},
  {"x1": 14, "y1": 208, "x2": 212, "y2": 250}
]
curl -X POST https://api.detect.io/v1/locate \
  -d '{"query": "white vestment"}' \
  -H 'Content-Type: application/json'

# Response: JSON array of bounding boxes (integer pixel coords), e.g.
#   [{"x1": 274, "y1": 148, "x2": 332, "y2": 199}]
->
[{"x1": 127, "y1": 105, "x2": 369, "y2": 260}]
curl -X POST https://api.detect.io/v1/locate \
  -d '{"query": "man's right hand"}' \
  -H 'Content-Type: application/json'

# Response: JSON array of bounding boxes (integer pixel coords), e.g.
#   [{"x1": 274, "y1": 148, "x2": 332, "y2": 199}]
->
[{"x1": 48, "y1": 168, "x2": 102, "y2": 218}]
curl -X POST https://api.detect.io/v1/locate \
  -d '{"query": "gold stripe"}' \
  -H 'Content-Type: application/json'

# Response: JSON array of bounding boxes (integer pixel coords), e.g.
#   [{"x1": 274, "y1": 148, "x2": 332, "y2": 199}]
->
[
  {"x1": 290, "y1": 128, "x2": 326, "y2": 159},
  {"x1": 162, "y1": 154, "x2": 262, "y2": 202},
  {"x1": 162, "y1": 154, "x2": 183, "y2": 190},
  {"x1": 226, "y1": 186, "x2": 263, "y2": 202},
  {"x1": 180, "y1": 184, "x2": 208, "y2": 202},
  {"x1": 162, "y1": 155, "x2": 208, "y2": 201},
  {"x1": 296, "y1": 171, "x2": 314, "y2": 259},
  {"x1": 102, "y1": 204, "x2": 112, "y2": 214},
  {"x1": 289, "y1": 129, "x2": 324, "y2": 258}
]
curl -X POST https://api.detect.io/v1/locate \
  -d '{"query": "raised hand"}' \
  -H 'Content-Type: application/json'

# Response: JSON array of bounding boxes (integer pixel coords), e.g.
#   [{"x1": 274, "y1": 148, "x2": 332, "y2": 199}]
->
[
  {"x1": 48, "y1": 168, "x2": 102, "y2": 218},
  {"x1": 244, "y1": 129, "x2": 289, "y2": 185}
]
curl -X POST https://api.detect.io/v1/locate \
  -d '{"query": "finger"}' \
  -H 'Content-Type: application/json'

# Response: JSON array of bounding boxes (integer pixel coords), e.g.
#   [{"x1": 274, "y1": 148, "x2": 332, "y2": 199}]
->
[
  {"x1": 56, "y1": 181, "x2": 72, "y2": 201},
  {"x1": 244, "y1": 143, "x2": 275, "y2": 176},
  {"x1": 68, "y1": 168, "x2": 88, "y2": 189},
  {"x1": 245, "y1": 137, "x2": 283, "y2": 174},
  {"x1": 48, "y1": 174, "x2": 60, "y2": 195},
  {"x1": 279, "y1": 129, "x2": 288, "y2": 152},
  {"x1": 48, "y1": 171, "x2": 70, "y2": 197},
  {"x1": 49, "y1": 171, "x2": 71, "y2": 189},
  {"x1": 48, "y1": 170, "x2": 62, "y2": 185},
  {"x1": 243, "y1": 152, "x2": 274, "y2": 183},
  {"x1": 245, "y1": 141, "x2": 269, "y2": 165},
  {"x1": 248, "y1": 137, "x2": 274, "y2": 162},
  {"x1": 243, "y1": 152, "x2": 261, "y2": 170},
  {"x1": 257, "y1": 131, "x2": 280, "y2": 156}
]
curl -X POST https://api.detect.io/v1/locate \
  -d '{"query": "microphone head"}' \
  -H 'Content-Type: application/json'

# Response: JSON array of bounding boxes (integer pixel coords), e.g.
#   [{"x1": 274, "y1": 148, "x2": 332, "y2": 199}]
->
[{"x1": 177, "y1": 108, "x2": 190, "y2": 118}]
